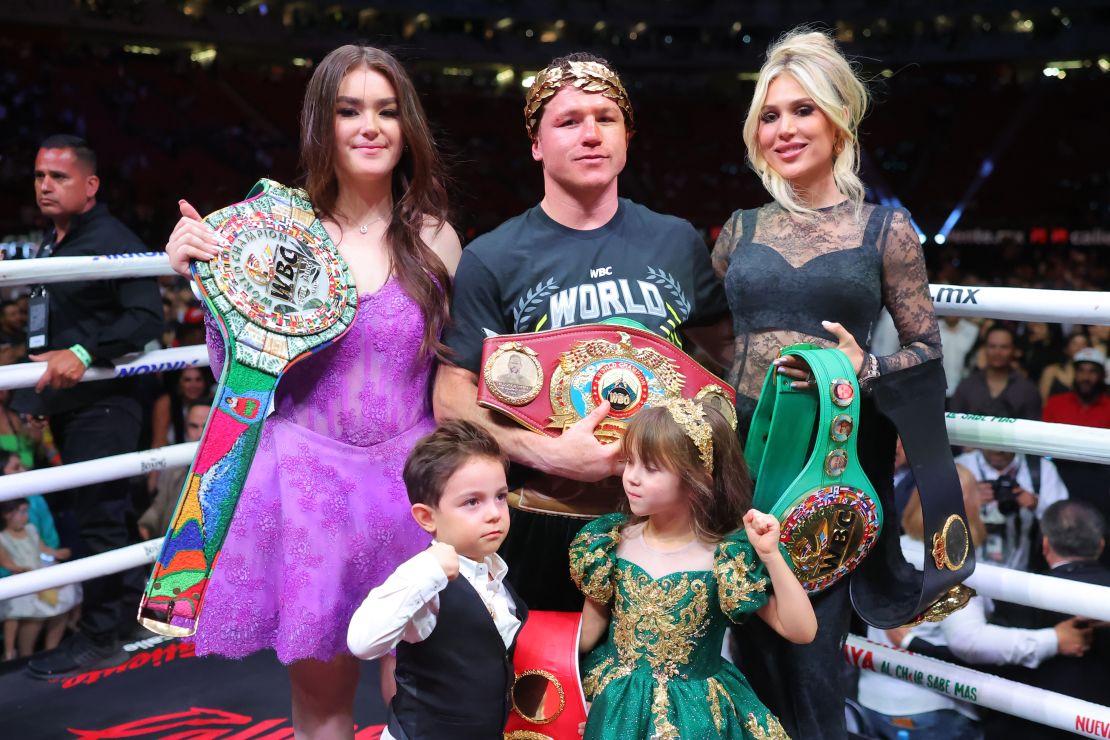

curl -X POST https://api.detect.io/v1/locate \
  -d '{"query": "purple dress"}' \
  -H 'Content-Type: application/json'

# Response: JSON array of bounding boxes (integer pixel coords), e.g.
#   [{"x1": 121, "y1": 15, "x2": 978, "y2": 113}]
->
[{"x1": 193, "y1": 278, "x2": 434, "y2": 664}]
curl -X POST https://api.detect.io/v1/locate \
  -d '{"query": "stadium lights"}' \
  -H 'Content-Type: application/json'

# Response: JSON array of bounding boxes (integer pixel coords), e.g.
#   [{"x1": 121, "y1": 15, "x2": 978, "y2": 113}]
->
[{"x1": 934, "y1": 234, "x2": 947, "y2": 245}]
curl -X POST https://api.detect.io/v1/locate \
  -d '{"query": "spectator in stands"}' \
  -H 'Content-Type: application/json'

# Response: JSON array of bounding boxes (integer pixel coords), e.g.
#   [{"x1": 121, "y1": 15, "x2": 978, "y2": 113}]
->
[
  {"x1": 956, "y1": 447, "x2": 1069, "y2": 572},
  {"x1": 1017, "y1": 322, "x2": 1060, "y2": 392},
  {"x1": 1087, "y1": 323, "x2": 1110, "y2": 359},
  {"x1": 857, "y1": 487, "x2": 1090, "y2": 740},
  {"x1": 950, "y1": 325, "x2": 1041, "y2": 420},
  {"x1": 0, "y1": 389, "x2": 39, "y2": 468},
  {"x1": 138, "y1": 397, "x2": 210, "y2": 539},
  {"x1": 0, "y1": 497, "x2": 79, "y2": 660},
  {"x1": 986, "y1": 500, "x2": 1110, "y2": 740},
  {"x1": 939, "y1": 315, "x2": 980, "y2": 399},
  {"x1": 1042, "y1": 348, "x2": 1110, "y2": 560},
  {"x1": 149, "y1": 367, "x2": 212, "y2": 450},
  {"x1": 17, "y1": 135, "x2": 162, "y2": 678},
  {"x1": 0, "y1": 299, "x2": 25, "y2": 352},
  {"x1": 1037, "y1": 330, "x2": 1089, "y2": 402},
  {"x1": 1043, "y1": 348, "x2": 1110, "y2": 428}
]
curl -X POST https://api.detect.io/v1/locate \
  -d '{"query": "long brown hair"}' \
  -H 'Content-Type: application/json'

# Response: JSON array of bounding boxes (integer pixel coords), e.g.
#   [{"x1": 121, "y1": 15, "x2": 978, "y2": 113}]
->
[
  {"x1": 621, "y1": 405, "x2": 753, "y2": 542},
  {"x1": 300, "y1": 45, "x2": 452, "y2": 361}
]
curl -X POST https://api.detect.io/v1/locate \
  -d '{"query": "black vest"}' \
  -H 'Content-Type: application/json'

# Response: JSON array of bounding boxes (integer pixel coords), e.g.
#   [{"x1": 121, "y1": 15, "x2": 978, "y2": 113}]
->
[{"x1": 387, "y1": 575, "x2": 528, "y2": 740}]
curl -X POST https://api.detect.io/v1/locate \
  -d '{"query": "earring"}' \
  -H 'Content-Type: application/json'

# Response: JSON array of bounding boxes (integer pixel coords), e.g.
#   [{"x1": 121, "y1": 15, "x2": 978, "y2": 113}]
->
[{"x1": 833, "y1": 139, "x2": 846, "y2": 157}]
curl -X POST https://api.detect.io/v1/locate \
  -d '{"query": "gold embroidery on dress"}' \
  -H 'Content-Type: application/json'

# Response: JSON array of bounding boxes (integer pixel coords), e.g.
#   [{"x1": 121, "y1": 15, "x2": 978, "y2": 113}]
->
[
  {"x1": 569, "y1": 527, "x2": 622, "y2": 602},
  {"x1": 650, "y1": 680, "x2": 680, "y2": 740},
  {"x1": 746, "y1": 712, "x2": 791, "y2": 740},
  {"x1": 715, "y1": 547, "x2": 768, "y2": 615},
  {"x1": 582, "y1": 655, "x2": 633, "y2": 700},
  {"x1": 601, "y1": 566, "x2": 711, "y2": 739},
  {"x1": 706, "y1": 677, "x2": 737, "y2": 733}
]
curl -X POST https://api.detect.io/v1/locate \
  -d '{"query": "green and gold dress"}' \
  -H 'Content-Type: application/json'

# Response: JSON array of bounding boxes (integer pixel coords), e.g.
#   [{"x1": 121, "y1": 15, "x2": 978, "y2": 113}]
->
[{"x1": 570, "y1": 512, "x2": 789, "y2": 740}]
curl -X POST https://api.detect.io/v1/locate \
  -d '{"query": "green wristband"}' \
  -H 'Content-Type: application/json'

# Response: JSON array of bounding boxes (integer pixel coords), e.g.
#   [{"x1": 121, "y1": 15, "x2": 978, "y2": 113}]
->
[{"x1": 69, "y1": 344, "x2": 92, "y2": 368}]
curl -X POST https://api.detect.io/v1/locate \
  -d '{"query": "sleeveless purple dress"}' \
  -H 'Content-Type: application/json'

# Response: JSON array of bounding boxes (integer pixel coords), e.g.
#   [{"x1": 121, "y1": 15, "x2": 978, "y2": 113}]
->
[{"x1": 193, "y1": 278, "x2": 434, "y2": 664}]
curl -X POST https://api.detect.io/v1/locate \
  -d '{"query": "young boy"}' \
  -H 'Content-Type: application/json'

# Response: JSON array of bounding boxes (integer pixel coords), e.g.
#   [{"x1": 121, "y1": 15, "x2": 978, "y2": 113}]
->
[{"x1": 347, "y1": 420, "x2": 527, "y2": 740}]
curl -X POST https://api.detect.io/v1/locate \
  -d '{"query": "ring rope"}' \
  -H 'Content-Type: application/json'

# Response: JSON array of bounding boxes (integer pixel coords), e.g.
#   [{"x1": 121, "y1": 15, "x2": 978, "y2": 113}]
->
[
  {"x1": 0, "y1": 442, "x2": 197, "y2": 503},
  {"x1": 0, "y1": 538, "x2": 163, "y2": 601},
  {"x1": 930, "y1": 283, "x2": 1110, "y2": 325},
  {"x1": 0, "y1": 252, "x2": 172, "y2": 287},
  {"x1": 845, "y1": 635, "x2": 1110, "y2": 738},
  {"x1": 946, "y1": 413, "x2": 1110, "y2": 464},
  {"x1": 3, "y1": 253, "x2": 1106, "y2": 325},
  {"x1": 1, "y1": 414, "x2": 1102, "y2": 506},
  {"x1": 0, "y1": 345, "x2": 210, "y2": 391},
  {"x1": 902, "y1": 542, "x2": 1110, "y2": 623}
]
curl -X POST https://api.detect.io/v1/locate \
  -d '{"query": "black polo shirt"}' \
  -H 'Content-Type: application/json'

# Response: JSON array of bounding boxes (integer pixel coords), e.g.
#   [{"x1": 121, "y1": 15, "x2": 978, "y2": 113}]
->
[{"x1": 23, "y1": 202, "x2": 162, "y2": 415}]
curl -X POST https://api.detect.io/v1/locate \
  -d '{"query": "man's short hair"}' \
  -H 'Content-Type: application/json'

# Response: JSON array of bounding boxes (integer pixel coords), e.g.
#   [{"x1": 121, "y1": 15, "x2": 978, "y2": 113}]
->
[
  {"x1": 184, "y1": 395, "x2": 214, "y2": 414},
  {"x1": 39, "y1": 134, "x2": 97, "y2": 174},
  {"x1": 403, "y1": 420, "x2": 507, "y2": 508},
  {"x1": 1042, "y1": 500, "x2": 1105, "y2": 559},
  {"x1": 985, "y1": 324, "x2": 1017, "y2": 345}
]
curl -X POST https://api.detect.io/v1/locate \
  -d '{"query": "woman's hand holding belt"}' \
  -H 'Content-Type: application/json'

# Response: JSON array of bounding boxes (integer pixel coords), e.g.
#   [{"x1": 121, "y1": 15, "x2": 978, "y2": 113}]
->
[{"x1": 773, "y1": 320, "x2": 866, "y2": 390}]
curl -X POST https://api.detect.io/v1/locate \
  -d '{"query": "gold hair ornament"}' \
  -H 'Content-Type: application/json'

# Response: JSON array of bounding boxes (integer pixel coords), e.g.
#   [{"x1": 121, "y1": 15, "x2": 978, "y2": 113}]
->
[
  {"x1": 523, "y1": 60, "x2": 634, "y2": 138},
  {"x1": 658, "y1": 397, "x2": 714, "y2": 473}
]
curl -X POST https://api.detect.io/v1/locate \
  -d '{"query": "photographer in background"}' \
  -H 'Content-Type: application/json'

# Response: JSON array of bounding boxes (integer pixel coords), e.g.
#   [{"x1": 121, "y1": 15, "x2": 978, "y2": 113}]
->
[{"x1": 955, "y1": 447, "x2": 1069, "y2": 572}]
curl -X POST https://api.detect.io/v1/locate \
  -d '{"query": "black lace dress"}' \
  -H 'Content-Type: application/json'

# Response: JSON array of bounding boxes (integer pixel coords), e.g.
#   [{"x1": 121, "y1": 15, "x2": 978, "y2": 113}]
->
[
  {"x1": 711, "y1": 199, "x2": 943, "y2": 740},
  {"x1": 712, "y1": 199, "x2": 941, "y2": 429}
]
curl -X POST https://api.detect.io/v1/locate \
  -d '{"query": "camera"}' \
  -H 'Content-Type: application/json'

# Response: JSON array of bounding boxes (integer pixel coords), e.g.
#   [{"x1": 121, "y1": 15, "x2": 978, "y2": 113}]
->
[{"x1": 991, "y1": 475, "x2": 1020, "y2": 515}]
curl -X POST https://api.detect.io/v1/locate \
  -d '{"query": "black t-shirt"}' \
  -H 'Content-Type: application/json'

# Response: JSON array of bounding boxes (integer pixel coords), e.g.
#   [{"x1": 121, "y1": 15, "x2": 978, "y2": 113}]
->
[{"x1": 444, "y1": 199, "x2": 727, "y2": 372}]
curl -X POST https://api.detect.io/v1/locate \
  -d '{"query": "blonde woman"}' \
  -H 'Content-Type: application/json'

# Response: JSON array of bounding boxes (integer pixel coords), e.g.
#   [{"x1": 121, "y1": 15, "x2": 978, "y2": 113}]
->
[{"x1": 711, "y1": 28, "x2": 942, "y2": 739}]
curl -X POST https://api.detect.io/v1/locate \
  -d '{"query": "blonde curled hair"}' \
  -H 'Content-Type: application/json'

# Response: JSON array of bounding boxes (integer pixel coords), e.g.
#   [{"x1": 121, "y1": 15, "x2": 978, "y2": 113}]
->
[{"x1": 743, "y1": 28, "x2": 869, "y2": 218}]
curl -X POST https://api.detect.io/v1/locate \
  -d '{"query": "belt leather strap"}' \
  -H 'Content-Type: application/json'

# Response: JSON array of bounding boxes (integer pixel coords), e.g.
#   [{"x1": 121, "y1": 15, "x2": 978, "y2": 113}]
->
[{"x1": 850, "y1": 358, "x2": 976, "y2": 628}]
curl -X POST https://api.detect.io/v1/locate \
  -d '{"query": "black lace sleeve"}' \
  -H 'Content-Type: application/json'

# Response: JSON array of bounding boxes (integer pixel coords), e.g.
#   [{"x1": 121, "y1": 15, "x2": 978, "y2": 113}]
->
[
  {"x1": 877, "y1": 209, "x2": 942, "y2": 375},
  {"x1": 711, "y1": 210, "x2": 742, "y2": 281}
]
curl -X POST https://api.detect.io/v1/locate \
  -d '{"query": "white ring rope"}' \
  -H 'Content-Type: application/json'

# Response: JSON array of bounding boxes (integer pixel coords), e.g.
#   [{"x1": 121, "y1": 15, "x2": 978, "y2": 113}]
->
[
  {"x1": 946, "y1": 412, "x2": 1110, "y2": 464},
  {"x1": 930, "y1": 284, "x2": 1110, "y2": 325},
  {"x1": 0, "y1": 442, "x2": 197, "y2": 503},
  {"x1": 0, "y1": 345, "x2": 210, "y2": 391},
  {"x1": 0, "y1": 253, "x2": 173, "y2": 287},
  {"x1": 0, "y1": 538, "x2": 163, "y2": 601},
  {"x1": 3, "y1": 254, "x2": 1107, "y2": 324},
  {"x1": 845, "y1": 635, "x2": 1110, "y2": 738},
  {"x1": 902, "y1": 542, "x2": 1110, "y2": 623}
]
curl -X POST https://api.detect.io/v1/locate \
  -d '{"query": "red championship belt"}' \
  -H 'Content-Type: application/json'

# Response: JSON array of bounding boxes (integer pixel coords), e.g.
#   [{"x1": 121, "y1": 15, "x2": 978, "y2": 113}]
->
[
  {"x1": 504, "y1": 611, "x2": 588, "y2": 740},
  {"x1": 478, "y1": 325, "x2": 735, "y2": 518}
]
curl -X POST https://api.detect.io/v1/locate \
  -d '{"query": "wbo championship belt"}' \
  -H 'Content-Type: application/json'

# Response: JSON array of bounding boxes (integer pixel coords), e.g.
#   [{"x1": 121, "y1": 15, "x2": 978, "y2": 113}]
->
[
  {"x1": 477, "y1": 324, "x2": 735, "y2": 517},
  {"x1": 138, "y1": 179, "x2": 358, "y2": 636},
  {"x1": 745, "y1": 344, "x2": 882, "y2": 593},
  {"x1": 504, "y1": 611, "x2": 588, "y2": 740}
]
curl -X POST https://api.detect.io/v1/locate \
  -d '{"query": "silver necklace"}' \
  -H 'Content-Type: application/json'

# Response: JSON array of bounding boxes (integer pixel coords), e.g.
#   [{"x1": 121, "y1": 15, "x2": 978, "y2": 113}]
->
[{"x1": 358, "y1": 215, "x2": 385, "y2": 235}]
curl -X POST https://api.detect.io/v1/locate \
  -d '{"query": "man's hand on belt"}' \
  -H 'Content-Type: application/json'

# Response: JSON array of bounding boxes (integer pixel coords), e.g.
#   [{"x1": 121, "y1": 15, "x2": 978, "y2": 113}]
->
[{"x1": 535, "y1": 401, "x2": 624, "y2": 482}]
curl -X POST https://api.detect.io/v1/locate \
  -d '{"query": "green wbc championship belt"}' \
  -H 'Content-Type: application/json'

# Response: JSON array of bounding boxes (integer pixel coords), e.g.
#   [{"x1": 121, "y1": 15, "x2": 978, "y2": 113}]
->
[
  {"x1": 137, "y1": 179, "x2": 358, "y2": 637},
  {"x1": 746, "y1": 345, "x2": 882, "y2": 593}
]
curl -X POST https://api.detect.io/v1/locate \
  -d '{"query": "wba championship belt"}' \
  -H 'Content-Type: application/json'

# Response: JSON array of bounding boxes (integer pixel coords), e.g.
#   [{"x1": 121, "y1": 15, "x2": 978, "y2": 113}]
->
[
  {"x1": 477, "y1": 325, "x2": 735, "y2": 517},
  {"x1": 746, "y1": 345, "x2": 882, "y2": 593},
  {"x1": 504, "y1": 611, "x2": 588, "y2": 740},
  {"x1": 138, "y1": 179, "x2": 357, "y2": 636}
]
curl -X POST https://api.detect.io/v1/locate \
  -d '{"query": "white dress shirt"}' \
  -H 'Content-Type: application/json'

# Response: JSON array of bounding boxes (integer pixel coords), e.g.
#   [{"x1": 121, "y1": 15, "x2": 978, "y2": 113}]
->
[
  {"x1": 939, "y1": 318, "x2": 980, "y2": 397},
  {"x1": 347, "y1": 547, "x2": 522, "y2": 740},
  {"x1": 955, "y1": 450, "x2": 1069, "y2": 570},
  {"x1": 347, "y1": 546, "x2": 521, "y2": 659}
]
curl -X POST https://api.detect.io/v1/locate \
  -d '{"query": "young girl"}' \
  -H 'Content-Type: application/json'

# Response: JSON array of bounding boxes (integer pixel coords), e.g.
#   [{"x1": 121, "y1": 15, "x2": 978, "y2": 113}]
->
[
  {"x1": 571, "y1": 399, "x2": 817, "y2": 739},
  {"x1": 0, "y1": 498, "x2": 78, "y2": 660}
]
